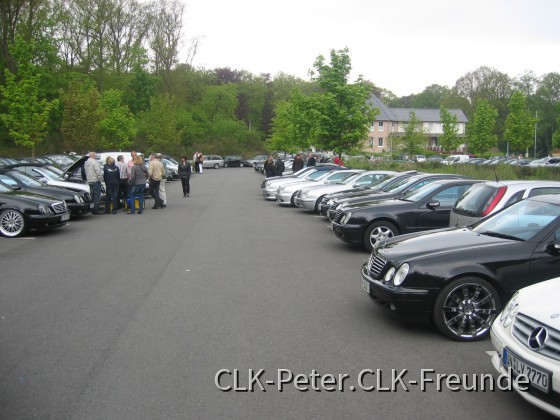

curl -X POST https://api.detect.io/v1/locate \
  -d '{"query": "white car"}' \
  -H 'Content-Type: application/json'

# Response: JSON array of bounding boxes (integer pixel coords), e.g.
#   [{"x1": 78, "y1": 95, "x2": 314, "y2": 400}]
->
[
  {"x1": 490, "y1": 278, "x2": 560, "y2": 417},
  {"x1": 262, "y1": 166, "x2": 337, "y2": 200},
  {"x1": 276, "y1": 169, "x2": 363, "y2": 206},
  {"x1": 293, "y1": 170, "x2": 396, "y2": 212}
]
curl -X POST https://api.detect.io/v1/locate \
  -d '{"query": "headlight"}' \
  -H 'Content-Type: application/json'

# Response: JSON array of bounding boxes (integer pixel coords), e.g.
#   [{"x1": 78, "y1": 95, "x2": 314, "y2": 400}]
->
[
  {"x1": 74, "y1": 194, "x2": 82, "y2": 203},
  {"x1": 384, "y1": 267, "x2": 395, "y2": 282},
  {"x1": 300, "y1": 192, "x2": 307, "y2": 199},
  {"x1": 38, "y1": 204, "x2": 52, "y2": 214},
  {"x1": 393, "y1": 263, "x2": 409, "y2": 286},
  {"x1": 340, "y1": 212, "x2": 352, "y2": 224},
  {"x1": 499, "y1": 293, "x2": 519, "y2": 328}
]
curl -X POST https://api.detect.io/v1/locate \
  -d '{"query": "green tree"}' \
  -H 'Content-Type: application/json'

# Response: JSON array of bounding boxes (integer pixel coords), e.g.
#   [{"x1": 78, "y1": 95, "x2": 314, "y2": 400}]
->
[
  {"x1": 138, "y1": 93, "x2": 182, "y2": 153},
  {"x1": 0, "y1": 39, "x2": 59, "y2": 156},
  {"x1": 439, "y1": 106, "x2": 461, "y2": 152},
  {"x1": 268, "y1": 88, "x2": 313, "y2": 152},
  {"x1": 308, "y1": 48, "x2": 377, "y2": 153},
  {"x1": 467, "y1": 99, "x2": 498, "y2": 156},
  {"x1": 99, "y1": 89, "x2": 136, "y2": 150},
  {"x1": 60, "y1": 79, "x2": 102, "y2": 153},
  {"x1": 412, "y1": 84, "x2": 450, "y2": 108},
  {"x1": 504, "y1": 91, "x2": 536, "y2": 154},
  {"x1": 553, "y1": 101, "x2": 560, "y2": 149},
  {"x1": 199, "y1": 84, "x2": 238, "y2": 122},
  {"x1": 398, "y1": 111, "x2": 426, "y2": 156}
]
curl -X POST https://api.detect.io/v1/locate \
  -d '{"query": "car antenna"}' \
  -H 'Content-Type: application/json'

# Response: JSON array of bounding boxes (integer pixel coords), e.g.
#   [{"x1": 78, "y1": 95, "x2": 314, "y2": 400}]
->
[{"x1": 493, "y1": 165, "x2": 499, "y2": 183}]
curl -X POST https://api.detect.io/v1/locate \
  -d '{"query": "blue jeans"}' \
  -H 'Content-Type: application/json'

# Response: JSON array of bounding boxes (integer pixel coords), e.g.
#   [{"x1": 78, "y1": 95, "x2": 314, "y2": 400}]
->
[
  {"x1": 89, "y1": 181, "x2": 102, "y2": 213},
  {"x1": 128, "y1": 184, "x2": 144, "y2": 213}
]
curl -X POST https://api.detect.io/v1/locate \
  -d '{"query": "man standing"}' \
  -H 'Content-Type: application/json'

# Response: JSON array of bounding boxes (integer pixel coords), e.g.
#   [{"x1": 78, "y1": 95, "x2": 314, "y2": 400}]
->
[
  {"x1": 148, "y1": 153, "x2": 164, "y2": 209},
  {"x1": 274, "y1": 157, "x2": 285, "y2": 177},
  {"x1": 292, "y1": 153, "x2": 304, "y2": 173},
  {"x1": 116, "y1": 155, "x2": 128, "y2": 210},
  {"x1": 307, "y1": 153, "x2": 316, "y2": 167},
  {"x1": 84, "y1": 151, "x2": 104, "y2": 215},
  {"x1": 157, "y1": 153, "x2": 167, "y2": 208}
]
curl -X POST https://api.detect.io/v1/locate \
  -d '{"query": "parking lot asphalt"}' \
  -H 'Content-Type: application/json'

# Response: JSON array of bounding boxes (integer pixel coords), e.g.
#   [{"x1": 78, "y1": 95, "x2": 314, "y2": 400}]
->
[{"x1": 0, "y1": 168, "x2": 554, "y2": 419}]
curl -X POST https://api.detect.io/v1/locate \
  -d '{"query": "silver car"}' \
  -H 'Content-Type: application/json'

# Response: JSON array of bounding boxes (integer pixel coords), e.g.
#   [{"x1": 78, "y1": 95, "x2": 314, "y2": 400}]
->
[
  {"x1": 202, "y1": 155, "x2": 224, "y2": 169},
  {"x1": 450, "y1": 180, "x2": 560, "y2": 227},
  {"x1": 293, "y1": 170, "x2": 396, "y2": 212}
]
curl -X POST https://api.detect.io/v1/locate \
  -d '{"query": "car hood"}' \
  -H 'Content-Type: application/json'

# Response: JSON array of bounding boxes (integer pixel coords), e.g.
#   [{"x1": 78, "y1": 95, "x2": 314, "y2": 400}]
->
[
  {"x1": 3, "y1": 190, "x2": 62, "y2": 205},
  {"x1": 378, "y1": 228, "x2": 516, "y2": 263},
  {"x1": 23, "y1": 185, "x2": 76, "y2": 198},
  {"x1": 516, "y1": 278, "x2": 560, "y2": 327},
  {"x1": 63, "y1": 155, "x2": 87, "y2": 177},
  {"x1": 282, "y1": 180, "x2": 321, "y2": 191},
  {"x1": 343, "y1": 197, "x2": 404, "y2": 211}
]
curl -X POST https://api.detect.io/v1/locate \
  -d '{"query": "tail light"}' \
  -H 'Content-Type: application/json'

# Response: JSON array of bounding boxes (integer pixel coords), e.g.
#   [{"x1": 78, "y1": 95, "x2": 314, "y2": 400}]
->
[{"x1": 481, "y1": 186, "x2": 507, "y2": 217}]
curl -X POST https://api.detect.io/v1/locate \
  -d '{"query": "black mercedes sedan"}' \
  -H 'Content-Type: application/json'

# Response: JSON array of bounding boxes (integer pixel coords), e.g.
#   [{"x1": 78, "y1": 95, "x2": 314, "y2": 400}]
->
[
  {"x1": 0, "y1": 181, "x2": 71, "y2": 237},
  {"x1": 332, "y1": 179, "x2": 481, "y2": 251},
  {"x1": 360, "y1": 194, "x2": 560, "y2": 342},
  {"x1": 0, "y1": 169, "x2": 91, "y2": 217}
]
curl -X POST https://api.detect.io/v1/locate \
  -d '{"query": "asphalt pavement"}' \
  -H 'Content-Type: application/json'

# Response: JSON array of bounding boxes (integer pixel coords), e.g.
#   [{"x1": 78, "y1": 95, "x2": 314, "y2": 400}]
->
[{"x1": 0, "y1": 169, "x2": 553, "y2": 419}]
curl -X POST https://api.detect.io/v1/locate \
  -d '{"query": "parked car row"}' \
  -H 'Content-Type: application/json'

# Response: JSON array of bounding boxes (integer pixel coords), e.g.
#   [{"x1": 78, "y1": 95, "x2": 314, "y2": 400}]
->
[{"x1": 258, "y1": 167, "x2": 560, "y2": 416}]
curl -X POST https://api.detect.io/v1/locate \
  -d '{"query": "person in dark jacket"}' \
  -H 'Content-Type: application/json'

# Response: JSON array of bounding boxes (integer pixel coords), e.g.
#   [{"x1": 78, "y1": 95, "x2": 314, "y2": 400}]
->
[
  {"x1": 103, "y1": 156, "x2": 120, "y2": 214},
  {"x1": 263, "y1": 155, "x2": 276, "y2": 178},
  {"x1": 292, "y1": 153, "x2": 304, "y2": 173},
  {"x1": 178, "y1": 156, "x2": 192, "y2": 197},
  {"x1": 274, "y1": 158, "x2": 285, "y2": 177},
  {"x1": 307, "y1": 153, "x2": 316, "y2": 167}
]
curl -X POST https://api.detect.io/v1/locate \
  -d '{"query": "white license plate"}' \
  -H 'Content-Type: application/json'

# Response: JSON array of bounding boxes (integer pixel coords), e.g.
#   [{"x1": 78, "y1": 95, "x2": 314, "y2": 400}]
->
[
  {"x1": 330, "y1": 222, "x2": 334, "y2": 231},
  {"x1": 504, "y1": 348, "x2": 550, "y2": 393},
  {"x1": 61, "y1": 213, "x2": 70, "y2": 221},
  {"x1": 361, "y1": 278, "x2": 370, "y2": 294},
  {"x1": 90, "y1": 203, "x2": 94, "y2": 209}
]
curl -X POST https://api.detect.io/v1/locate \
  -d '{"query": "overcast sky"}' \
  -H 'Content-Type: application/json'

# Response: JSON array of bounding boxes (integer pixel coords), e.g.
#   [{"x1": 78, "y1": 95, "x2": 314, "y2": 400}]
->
[{"x1": 182, "y1": 0, "x2": 560, "y2": 97}]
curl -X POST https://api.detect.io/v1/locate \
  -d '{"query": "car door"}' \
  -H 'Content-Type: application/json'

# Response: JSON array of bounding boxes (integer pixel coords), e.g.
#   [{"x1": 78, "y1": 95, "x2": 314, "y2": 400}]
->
[{"x1": 415, "y1": 185, "x2": 473, "y2": 231}]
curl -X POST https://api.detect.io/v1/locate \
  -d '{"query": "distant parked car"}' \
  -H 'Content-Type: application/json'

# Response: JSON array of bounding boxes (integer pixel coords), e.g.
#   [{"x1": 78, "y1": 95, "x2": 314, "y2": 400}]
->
[
  {"x1": 361, "y1": 194, "x2": 560, "y2": 341},
  {"x1": 224, "y1": 155, "x2": 244, "y2": 167},
  {"x1": 441, "y1": 154, "x2": 470, "y2": 165},
  {"x1": 490, "y1": 277, "x2": 560, "y2": 417},
  {"x1": 449, "y1": 180, "x2": 560, "y2": 227},
  {"x1": 201, "y1": 155, "x2": 224, "y2": 169},
  {"x1": 426, "y1": 156, "x2": 444, "y2": 163}
]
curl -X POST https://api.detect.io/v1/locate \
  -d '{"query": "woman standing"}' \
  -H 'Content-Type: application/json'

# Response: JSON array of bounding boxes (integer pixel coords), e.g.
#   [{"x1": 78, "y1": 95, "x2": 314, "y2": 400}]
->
[
  {"x1": 128, "y1": 155, "x2": 149, "y2": 214},
  {"x1": 263, "y1": 155, "x2": 276, "y2": 178},
  {"x1": 178, "y1": 156, "x2": 192, "y2": 197}
]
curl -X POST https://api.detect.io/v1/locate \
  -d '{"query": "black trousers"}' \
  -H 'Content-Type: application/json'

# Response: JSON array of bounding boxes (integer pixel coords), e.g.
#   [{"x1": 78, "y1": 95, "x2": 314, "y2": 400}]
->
[
  {"x1": 181, "y1": 177, "x2": 190, "y2": 195},
  {"x1": 118, "y1": 180, "x2": 128, "y2": 208},
  {"x1": 150, "y1": 179, "x2": 162, "y2": 208}
]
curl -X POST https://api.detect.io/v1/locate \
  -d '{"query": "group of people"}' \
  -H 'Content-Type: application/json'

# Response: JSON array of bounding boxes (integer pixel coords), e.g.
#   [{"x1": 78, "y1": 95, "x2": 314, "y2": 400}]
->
[
  {"x1": 262, "y1": 152, "x2": 344, "y2": 179},
  {"x1": 193, "y1": 152, "x2": 204, "y2": 174},
  {"x1": 83, "y1": 151, "x2": 194, "y2": 215}
]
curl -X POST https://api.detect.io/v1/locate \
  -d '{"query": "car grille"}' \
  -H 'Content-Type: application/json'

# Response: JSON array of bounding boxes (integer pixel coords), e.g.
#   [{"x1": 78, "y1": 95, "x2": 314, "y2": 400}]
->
[
  {"x1": 52, "y1": 201, "x2": 68, "y2": 214},
  {"x1": 367, "y1": 253, "x2": 387, "y2": 279},
  {"x1": 512, "y1": 313, "x2": 560, "y2": 361},
  {"x1": 83, "y1": 192, "x2": 91, "y2": 202}
]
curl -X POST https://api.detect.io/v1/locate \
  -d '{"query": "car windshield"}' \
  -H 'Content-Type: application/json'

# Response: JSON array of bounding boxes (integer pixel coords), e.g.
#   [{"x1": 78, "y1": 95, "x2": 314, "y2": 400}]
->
[
  {"x1": 400, "y1": 182, "x2": 445, "y2": 202},
  {"x1": 37, "y1": 167, "x2": 63, "y2": 180},
  {"x1": 0, "y1": 182, "x2": 12, "y2": 192},
  {"x1": 473, "y1": 198, "x2": 560, "y2": 241},
  {"x1": 4, "y1": 171, "x2": 43, "y2": 187},
  {"x1": 382, "y1": 176, "x2": 422, "y2": 193}
]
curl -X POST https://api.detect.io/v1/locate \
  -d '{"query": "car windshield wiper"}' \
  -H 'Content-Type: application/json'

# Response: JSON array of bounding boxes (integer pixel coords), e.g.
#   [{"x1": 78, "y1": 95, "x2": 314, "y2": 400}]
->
[{"x1": 480, "y1": 231, "x2": 524, "y2": 241}]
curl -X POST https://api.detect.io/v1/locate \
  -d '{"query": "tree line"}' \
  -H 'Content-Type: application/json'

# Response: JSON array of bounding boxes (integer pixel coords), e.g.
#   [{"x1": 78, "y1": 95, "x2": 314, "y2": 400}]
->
[{"x1": 0, "y1": 0, "x2": 558, "y2": 158}]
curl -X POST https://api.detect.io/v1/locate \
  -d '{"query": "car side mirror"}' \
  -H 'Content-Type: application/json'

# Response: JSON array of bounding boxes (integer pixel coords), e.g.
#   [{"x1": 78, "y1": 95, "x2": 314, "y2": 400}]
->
[
  {"x1": 546, "y1": 242, "x2": 560, "y2": 254},
  {"x1": 427, "y1": 200, "x2": 440, "y2": 209},
  {"x1": 39, "y1": 177, "x2": 48, "y2": 184}
]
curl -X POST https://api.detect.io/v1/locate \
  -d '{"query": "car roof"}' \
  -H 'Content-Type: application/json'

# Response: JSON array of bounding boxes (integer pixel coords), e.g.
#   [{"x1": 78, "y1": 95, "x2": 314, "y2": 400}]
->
[
  {"x1": 477, "y1": 180, "x2": 560, "y2": 187},
  {"x1": 527, "y1": 194, "x2": 560, "y2": 205}
]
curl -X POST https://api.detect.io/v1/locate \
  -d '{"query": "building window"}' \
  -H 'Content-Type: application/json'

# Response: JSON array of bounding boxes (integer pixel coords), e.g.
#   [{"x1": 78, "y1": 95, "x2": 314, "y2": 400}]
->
[
  {"x1": 369, "y1": 138, "x2": 374, "y2": 147},
  {"x1": 378, "y1": 138, "x2": 384, "y2": 147},
  {"x1": 378, "y1": 121, "x2": 384, "y2": 131},
  {"x1": 370, "y1": 122, "x2": 375, "y2": 131}
]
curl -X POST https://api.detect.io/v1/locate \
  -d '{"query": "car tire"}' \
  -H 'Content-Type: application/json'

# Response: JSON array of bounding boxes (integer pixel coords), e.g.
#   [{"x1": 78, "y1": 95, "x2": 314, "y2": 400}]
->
[
  {"x1": 0, "y1": 209, "x2": 27, "y2": 238},
  {"x1": 433, "y1": 277, "x2": 501, "y2": 342},
  {"x1": 314, "y1": 195, "x2": 326, "y2": 212},
  {"x1": 214, "y1": 163, "x2": 219, "y2": 169},
  {"x1": 363, "y1": 221, "x2": 398, "y2": 252}
]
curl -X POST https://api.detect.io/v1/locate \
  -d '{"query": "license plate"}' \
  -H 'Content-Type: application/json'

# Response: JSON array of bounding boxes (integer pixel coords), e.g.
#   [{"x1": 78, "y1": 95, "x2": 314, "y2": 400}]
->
[
  {"x1": 61, "y1": 213, "x2": 70, "y2": 221},
  {"x1": 90, "y1": 203, "x2": 94, "y2": 209},
  {"x1": 361, "y1": 278, "x2": 370, "y2": 294},
  {"x1": 503, "y1": 348, "x2": 550, "y2": 393}
]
